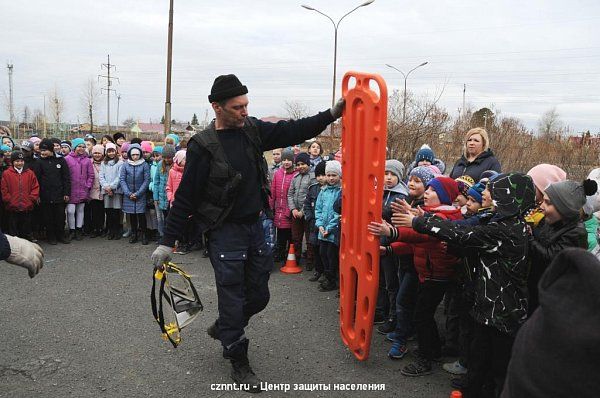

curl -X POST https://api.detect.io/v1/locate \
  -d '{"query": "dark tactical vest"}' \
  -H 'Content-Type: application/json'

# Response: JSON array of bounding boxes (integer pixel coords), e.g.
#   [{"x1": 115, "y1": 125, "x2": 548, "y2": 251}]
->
[{"x1": 190, "y1": 117, "x2": 271, "y2": 231}]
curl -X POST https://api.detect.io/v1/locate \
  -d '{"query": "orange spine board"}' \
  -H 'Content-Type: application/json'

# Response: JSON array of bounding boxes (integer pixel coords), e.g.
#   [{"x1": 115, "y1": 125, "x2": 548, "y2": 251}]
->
[{"x1": 339, "y1": 71, "x2": 388, "y2": 361}]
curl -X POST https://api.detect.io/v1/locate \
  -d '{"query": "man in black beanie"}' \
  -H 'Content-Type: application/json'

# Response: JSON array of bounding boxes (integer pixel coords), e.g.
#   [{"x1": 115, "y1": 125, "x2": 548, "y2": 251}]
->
[{"x1": 152, "y1": 74, "x2": 345, "y2": 392}]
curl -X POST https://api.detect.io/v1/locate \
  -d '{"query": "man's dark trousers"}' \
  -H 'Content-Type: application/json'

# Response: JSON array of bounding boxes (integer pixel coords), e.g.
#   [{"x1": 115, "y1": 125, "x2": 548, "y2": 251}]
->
[{"x1": 208, "y1": 220, "x2": 272, "y2": 359}]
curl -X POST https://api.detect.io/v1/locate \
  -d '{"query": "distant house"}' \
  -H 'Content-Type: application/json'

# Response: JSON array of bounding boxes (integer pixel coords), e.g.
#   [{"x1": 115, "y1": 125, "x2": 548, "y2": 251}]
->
[
  {"x1": 260, "y1": 116, "x2": 290, "y2": 124},
  {"x1": 568, "y1": 132, "x2": 600, "y2": 147}
]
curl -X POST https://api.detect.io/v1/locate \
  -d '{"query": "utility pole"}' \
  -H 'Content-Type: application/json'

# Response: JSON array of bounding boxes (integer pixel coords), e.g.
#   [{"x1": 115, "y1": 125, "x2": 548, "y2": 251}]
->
[
  {"x1": 7, "y1": 63, "x2": 15, "y2": 133},
  {"x1": 98, "y1": 55, "x2": 119, "y2": 134},
  {"x1": 116, "y1": 94, "x2": 121, "y2": 128},
  {"x1": 164, "y1": 0, "x2": 174, "y2": 136}
]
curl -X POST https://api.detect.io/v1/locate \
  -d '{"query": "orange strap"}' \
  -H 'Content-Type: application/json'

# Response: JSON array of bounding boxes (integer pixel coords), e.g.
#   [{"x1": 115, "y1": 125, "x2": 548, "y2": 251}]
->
[{"x1": 339, "y1": 71, "x2": 388, "y2": 361}]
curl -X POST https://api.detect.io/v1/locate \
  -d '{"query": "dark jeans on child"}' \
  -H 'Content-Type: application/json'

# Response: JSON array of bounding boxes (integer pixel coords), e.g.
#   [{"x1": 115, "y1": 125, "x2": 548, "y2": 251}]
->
[
  {"x1": 89, "y1": 199, "x2": 105, "y2": 233},
  {"x1": 465, "y1": 323, "x2": 514, "y2": 398},
  {"x1": 41, "y1": 203, "x2": 66, "y2": 241},
  {"x1": 291, "y1": 216, "x2": 313, "y2": 267},
  {"x1": 414, "y1": 279, "x2": 449, "y2": 361},
  {"x1": 319, "y1": 240, "x2": 339, "y2": 283},
  {"x1": 7, "y1": 210, "x2": 32, "y2": 238},
  {"x1": 275, "y1": 227, "x2": 291, "y2": 261},
  {"x1": 393, "y1": 265, "x2": 418, "y2": 344},
  {"x1": 381, "y1": 255, "x2": 399, "y2": 322}
]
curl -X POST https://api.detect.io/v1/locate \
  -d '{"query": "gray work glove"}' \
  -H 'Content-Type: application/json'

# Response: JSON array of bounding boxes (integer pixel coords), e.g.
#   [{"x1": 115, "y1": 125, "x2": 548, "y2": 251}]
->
[
  {"x1": 330, "y1": 98, "x2": 346, "y2": 120},
  {"x1": 151, "y1": 245, "x2": 173, "y2": 269},
  {"x1": 5, "y1": 235, "x2": 44, "y2": 278}
]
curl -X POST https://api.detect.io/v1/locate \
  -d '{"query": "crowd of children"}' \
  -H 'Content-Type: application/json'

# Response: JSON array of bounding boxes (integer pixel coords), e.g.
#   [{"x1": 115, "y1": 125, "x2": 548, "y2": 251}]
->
[
  {"x1": 3, "y1": 126, "x2": 599, "y2": 397},
  {"x1": 364, "y1": 129, "x2": 600, "y2": 397},
  {"x1": 0, "y1": 131, "x2": 204, "y2": 254}
]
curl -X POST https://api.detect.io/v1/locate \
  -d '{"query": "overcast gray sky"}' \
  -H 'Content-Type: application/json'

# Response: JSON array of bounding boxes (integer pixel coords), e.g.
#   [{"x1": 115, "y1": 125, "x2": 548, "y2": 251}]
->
[{"x1": 2, "y1": 0, "x2": 599, "y2": 132}]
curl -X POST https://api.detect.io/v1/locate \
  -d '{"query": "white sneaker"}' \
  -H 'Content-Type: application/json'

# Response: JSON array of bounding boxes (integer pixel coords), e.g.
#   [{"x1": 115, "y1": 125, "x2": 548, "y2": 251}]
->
[{"x1": 443, "y1": 360, "x2": 467, "y2": 375}]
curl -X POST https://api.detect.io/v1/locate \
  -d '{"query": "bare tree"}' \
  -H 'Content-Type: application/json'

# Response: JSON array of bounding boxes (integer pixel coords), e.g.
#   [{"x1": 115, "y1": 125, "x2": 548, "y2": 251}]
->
[
  {"x1": 32, "y1": 108, "x2": 44, "y2": 133},
  {"x1": 538, "y1": 107, "x2": 563, "y2": 140},
  {"x1": 22, "y1": 105, "x2": 30, "y2": 124},
  {"x1": 283, "y1": 100, "x2": 309, "y2": 120},
  {"x1": 49, "y1": 87, "x2": 65, "y2": 135},
  {"x1": 83, "y1": 77, "x2": 100, "y2": 133},
  {"x1": 121, "y1": 117, "x2": 136, "y2": 129}
]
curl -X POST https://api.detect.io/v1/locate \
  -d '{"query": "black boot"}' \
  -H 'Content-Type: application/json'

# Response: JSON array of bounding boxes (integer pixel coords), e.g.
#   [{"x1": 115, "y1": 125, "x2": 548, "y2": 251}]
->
[
  {"x1": 129, "y1": 231, "x2": 138, "y2": 244},
  {"x1": 206, "y1": 320, "x2": 219, "y2": 340},
  {"x1": 75, "y1": 228, "x2": 84, "y2": 241},
  {"x1": 58, "y1": 232, "x2": 71, "y2": 244},
  {"x1": 141, "y1": 230, "x2": 149, "y2": 245},
  {"x1": 308, "y1": 272, "x2": 322, "y2": 282},
  {"x1": 107, "y1": 228, "x2": 115, "y2": 240},
  {"x1": 229, "y1": 340, "x2": 261, "y2": 394},
  {"x1": 114, "y1": 226, "x2": 122, "y2": 240}
]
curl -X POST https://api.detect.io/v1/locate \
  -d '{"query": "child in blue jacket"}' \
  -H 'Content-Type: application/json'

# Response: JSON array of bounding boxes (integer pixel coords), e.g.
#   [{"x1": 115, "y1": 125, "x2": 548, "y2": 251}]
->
[{"x1": 315, "y1": 160, "x2": 342, "y2": 292}]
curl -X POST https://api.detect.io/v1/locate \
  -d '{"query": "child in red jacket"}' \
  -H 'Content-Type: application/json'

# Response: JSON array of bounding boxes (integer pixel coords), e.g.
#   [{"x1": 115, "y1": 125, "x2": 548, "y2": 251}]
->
[
  {"x1": 369, "y1": 176, "x2": 462, "y2": 375},
  {"x1": 1, "y1": 151, "x2": 40, "y2": 240}
]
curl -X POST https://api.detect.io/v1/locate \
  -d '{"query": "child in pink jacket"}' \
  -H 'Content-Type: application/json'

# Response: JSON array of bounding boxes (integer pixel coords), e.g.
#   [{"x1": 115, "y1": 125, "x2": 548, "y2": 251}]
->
[
  {"x1": 166, "y1": 150, "x2": 186, "y2": 205},
  {"x1": 269, "y1": 149, "x2": 297, "y2": 262}
]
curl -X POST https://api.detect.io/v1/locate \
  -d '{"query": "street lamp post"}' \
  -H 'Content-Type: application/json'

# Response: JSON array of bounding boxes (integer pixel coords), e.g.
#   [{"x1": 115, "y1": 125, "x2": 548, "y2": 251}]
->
[
  {"x1": 164, "y1": 0, "x2": 174, "y2": 136},
  {"x1": 302, "y1": 1, "x2": 375, "y2": 138},
  {"x1": 385, "y1": 61, "x2": 428, "y2": 123}
]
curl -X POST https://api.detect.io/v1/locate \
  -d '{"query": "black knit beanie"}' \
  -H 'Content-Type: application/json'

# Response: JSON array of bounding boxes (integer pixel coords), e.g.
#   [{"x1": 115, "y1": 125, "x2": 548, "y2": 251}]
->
[{"x1": 208, "y1": 74, "x2": 248, "y2": 103}]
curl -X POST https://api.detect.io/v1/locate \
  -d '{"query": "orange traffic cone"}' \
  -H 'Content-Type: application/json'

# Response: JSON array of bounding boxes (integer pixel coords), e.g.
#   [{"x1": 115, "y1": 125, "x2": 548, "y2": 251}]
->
[
  {"x1": 280, "y1": 244, "x2": 302, "y2": 274},
  {"x1": 450, "y1": 391, "x2": 462, "y2": 398}
]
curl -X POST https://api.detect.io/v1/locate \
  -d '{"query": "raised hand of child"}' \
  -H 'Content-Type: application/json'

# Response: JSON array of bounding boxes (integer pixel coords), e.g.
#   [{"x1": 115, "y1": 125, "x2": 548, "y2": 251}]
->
[
  {"x1": 392, "y1": 212, "x2": 415, "y2": 228},
  {"x1": 367, "y1": 221, "x2": 391, "y2": 237}
]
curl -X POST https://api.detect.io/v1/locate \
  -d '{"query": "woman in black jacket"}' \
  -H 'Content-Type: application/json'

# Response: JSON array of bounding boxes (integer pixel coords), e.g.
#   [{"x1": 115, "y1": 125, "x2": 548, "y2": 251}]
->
[{"x1": 449, "y1": 128, "x2": 501, "y2": 181}]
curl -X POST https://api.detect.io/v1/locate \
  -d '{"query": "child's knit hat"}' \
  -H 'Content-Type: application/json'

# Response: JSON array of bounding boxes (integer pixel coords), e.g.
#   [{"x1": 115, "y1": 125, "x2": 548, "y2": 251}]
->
[
  {"x1": 105, "y1": 142, "x2": 117, "y2": 152},
  {"x1": 10, "y1": 151, "x2": 24, "y2": 162},
  {"x1": 467, "y1": 182, "x2": 486, "y2": 204},
  {"x1": 427, "y1": 176, "x2": 460, "y2": 205},
  {"x1": 455, "y1": 175, "x2": 475, "y2": 196},
  {"x1": 153, "y1": 145, "x2": 163, "y2": 154},
  {"x1": 409, "y1": 165, "x2": 437, "y2": 186},
  {"x1": 71, "y1": 138, "x2": 85, "y2": 149},
  {"x1": 28, "y1": 136, "x2": 41, "y2": 145},
  {"x1": 325, "y1": 160, "x2": 342, "y2": 177},
  {"x1": 546, "y1": 179, "x2": 598, "y2": 220},
  {"x1": 141, "y1": 141, "x2": 153, "y2": 153},
  {"x1": 166, "y1": 133, "x2": 180, "y2": 146},
  {"x1": 127, "y1": 143, "x2": 142, "y2": 158},
  {"x1": 295, "y1": 152, "x2": 310, "y2": 165},
  {"x1": 415, "y1": 144, "x2": 435, "y2": 164},
  {"x1": 314, "y1": 160, "x2": 326, "y2": 177},
  {"x1": 527, "y1": 164, "x2": 567, "y2": 194},
  {"x1": 92, "y1": 144, "x2": 105, "y2": 155},
  {"x1": 162, "y1": 144, "x2": 176, "y2": 158},
  {"x1": 60, "y1": 140, "x2": 71, "y2": 151},
  {"x1": 120, "y1": 142, "x2": 130, "y2": 154},
  {"x1": 385, "y1": 159, "x2": 405, "y2": 180},
  {"x1": 281, "y1": 148, "x2": 294, "y2": 162}
]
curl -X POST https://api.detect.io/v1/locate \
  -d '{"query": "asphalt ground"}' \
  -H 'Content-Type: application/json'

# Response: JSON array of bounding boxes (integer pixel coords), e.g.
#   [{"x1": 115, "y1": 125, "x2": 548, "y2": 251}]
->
[{"x1": 1, "y1": 237, "x2": 455, "y2": 397}]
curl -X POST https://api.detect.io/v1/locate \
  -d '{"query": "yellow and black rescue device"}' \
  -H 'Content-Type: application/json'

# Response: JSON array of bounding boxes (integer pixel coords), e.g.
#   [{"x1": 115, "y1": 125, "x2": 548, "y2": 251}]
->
[{"x1": 151, "y1": 262, "x2": 203, "y2": 347}]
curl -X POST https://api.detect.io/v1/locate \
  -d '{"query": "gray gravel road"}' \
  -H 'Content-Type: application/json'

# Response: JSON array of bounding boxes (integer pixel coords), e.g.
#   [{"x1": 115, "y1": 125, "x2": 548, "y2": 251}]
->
[{"x1": 1, "y1": 238, "x2": 456, "y2": 397}]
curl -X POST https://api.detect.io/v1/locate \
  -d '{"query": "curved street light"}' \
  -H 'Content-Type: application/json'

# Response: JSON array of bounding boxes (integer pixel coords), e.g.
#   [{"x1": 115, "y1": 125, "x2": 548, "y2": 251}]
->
[
  {"x1": 386, "y1": 61, "x2": 428, "y2": 122},
  {"x1": 302, "y1": 1, "x2": 375, "y2": 135}
]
